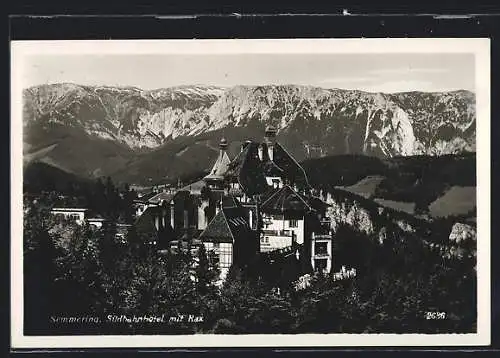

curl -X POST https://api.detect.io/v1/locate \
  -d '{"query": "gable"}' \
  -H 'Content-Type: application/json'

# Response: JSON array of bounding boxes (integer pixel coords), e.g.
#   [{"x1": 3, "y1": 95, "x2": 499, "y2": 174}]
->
[
  {"x1": 261, "y1": 185, "x2": 314, "y2": 213},
  {"x1": 198, "y1": 210, "x2": 233, "y2": 243}
]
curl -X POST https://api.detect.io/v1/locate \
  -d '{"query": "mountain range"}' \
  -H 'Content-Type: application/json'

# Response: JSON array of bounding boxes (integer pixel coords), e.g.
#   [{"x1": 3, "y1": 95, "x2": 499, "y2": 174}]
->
[{"x1": 23, "y1": 83, "x2": 476, "y2": 185}]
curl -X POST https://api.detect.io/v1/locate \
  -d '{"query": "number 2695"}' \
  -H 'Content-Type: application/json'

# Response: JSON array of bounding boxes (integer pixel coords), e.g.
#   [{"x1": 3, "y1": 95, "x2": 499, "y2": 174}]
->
[{"x1": 426, "y1": 312, "x2": 446, "y2": 320}]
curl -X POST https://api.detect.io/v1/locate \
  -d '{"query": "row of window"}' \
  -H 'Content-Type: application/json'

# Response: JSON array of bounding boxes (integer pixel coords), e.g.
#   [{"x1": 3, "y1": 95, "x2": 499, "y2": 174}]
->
[
  {"x1": 205, "y1": 245, "x2": 232, "y2": 269},
  {"x1": 53, "y1": 213, "x2": 83, "y2": 221},
  {"x1": 263, "y1": 219, "x2": 298, "y2": 228}
]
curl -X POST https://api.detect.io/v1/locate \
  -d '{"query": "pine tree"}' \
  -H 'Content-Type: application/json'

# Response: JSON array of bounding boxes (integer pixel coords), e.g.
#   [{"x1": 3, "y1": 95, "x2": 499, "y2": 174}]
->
[
  {"x1": 56, "y1": 224, "x2": 106, "y2": 318},
  {"x1": 23, "y1": 212, "x2": 62, "y2": 333}
]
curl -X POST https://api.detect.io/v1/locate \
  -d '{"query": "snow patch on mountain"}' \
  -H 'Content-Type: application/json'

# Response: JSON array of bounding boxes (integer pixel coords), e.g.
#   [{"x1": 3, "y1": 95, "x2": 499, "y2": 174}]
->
[{"x1": 23, "y1": 83, "x2": 476, "y2": 157}]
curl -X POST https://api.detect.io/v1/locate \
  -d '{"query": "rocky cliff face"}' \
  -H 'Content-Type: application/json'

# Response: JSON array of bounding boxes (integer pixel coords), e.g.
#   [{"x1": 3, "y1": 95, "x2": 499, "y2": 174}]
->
[
  {"x1": 24, "y1": 83, "x2": 476, "y2": 158},
  {"x1": 321, "y1": 188, "x2": 476, "y2": 260}
]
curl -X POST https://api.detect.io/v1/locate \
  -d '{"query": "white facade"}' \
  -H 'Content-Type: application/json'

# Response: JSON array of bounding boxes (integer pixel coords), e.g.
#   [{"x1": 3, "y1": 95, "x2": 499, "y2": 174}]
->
[
  {"x1": 197, "y1": 200, "x2": 210, "y2": 230},
  {"x1": 260, "y1": 214, "x2": 305, "y2": 251},
  {"x1": 262, "y1": 214, "x2": 305, "y2": 244},
  {"x1": 265, "y1": 176, "x2": 283, "y2": 188},
  {"x1": 50, "y1": 208, "x2": 87, "y2": 225},
  {"x1": 87, "y1": 218, "x2": 105, "y2": 229},
  {"x1": 203, "y1": 241, "x2": 233, "y2": 282},
  {"x1": 310, "y1": 232, "x2": 333, "y2": 274},
  {"x1": 260, "y1": 231, "x2": 293, "y2": 252}
]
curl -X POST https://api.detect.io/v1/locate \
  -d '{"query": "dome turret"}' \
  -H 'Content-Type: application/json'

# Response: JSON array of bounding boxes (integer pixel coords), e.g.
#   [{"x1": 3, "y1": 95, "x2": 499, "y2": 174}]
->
[{"x1": 219, "y1": 137, "x2": 228, "y2": 150}]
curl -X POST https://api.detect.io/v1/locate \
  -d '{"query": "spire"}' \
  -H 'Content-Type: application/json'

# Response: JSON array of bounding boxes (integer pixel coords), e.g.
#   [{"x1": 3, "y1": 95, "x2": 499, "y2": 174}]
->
[{"x1": 204, "y1": 137, "x2": 231, "y2": 183}]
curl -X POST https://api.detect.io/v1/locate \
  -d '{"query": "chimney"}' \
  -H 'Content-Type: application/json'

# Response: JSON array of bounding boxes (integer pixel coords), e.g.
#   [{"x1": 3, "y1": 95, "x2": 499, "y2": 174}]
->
[
  {"x1": 249, "y1": 208, "x2": 253, "y2": 229},
  {"x1": 268, "y1": 145, "x2": 274, "y2": 161},
  {"x1": 215, "y1": 196, "x2": 223, "y2": 215},
  {"x1": 183, "y1": 209, "x2": 189, "y2": 229},
  {"x1": 170, "y1": 204, "x2": 175, "y2": 229},
  {"x1": 264, "y1": 125, "x2": 277, "y2": 161},
  {"x1": 258, "y1": 144, "x2": 264, "y2": 161}
]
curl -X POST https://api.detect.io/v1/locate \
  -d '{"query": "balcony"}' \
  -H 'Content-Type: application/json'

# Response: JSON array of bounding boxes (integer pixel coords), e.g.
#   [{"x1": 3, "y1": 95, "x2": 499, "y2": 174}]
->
[
  {"x1": 313, "y1": 233, "x2": 332, "y2": 240},
  {"x1": 313, "y1": 251, "x2": 330, "y2": 258}
]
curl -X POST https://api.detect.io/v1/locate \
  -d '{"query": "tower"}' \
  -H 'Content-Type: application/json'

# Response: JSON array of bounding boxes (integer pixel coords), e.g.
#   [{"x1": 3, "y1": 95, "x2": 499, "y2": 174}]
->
[
  {"x1": 264, "y1": 125, "x2": 277, "y2": 161},
  {"x1": 204, "y1": 137, "x2": 231, "y2": 190}
]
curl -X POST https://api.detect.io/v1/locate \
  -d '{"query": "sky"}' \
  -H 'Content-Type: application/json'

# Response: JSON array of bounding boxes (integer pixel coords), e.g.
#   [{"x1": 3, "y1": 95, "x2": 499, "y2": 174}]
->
[{"x1": 23, "y1": 53, "x2": 475, "y2": 93}]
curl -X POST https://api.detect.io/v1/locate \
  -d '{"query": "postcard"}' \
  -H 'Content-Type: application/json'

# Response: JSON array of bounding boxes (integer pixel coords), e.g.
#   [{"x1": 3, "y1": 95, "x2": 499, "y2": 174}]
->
[{"x1": 11, "y1": 38, "x2": 491, "y2": 348}]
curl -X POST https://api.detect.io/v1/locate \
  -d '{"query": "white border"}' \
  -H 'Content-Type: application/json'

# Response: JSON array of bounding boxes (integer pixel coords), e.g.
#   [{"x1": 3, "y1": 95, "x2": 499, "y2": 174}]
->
[{"x1": 11, "y1": 38, "x2": 491, "y2": 348}]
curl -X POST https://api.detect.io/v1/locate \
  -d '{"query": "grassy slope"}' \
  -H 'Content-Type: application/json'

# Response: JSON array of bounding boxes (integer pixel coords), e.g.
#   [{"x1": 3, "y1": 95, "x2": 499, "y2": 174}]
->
[
  {"x1": 24, "y1": 122, "x2": 135, "y2": 179},
  {"x1": 23, "y1": 161, "x2": 92, "y2": 194},
  {"x1": 302, "y1": 152, "x2": 476, "y2": 218}
]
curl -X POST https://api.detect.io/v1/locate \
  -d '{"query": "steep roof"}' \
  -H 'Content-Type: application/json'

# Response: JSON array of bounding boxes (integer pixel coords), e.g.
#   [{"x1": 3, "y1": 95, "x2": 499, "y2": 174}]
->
[
  {"x1": 222, "y1": 194, "x2": 241, "y2": 209},
  {"x1": 224, "y1": 142, "x2": 272, "y2": 196},
  {"x1": 224, "y1": 207, "x2": 253, "y2": 241},
  {"x1": 198, "y1": 210, "x2": 233, "y2": 243},
  {"x1": 148, "y1": 191, "x2": 176, "y2": 205},
  {"x1": 261, "y1": 185, "x2": 315, "y2": 213},
  {"x1": 307, "y1": 196, "x2": 330, "y2": 212},
  {"x1": 268, "y1": 143, "x2": 310, "y2": 188},
  {"x1": 135, "y1": 191, "x2": 158, "y2": 203},
  {"x1": 205, "y1": 149, "x2": 232, "y2": 180},
  {"x1": 179, "y1": 179, "x2": 206, "y2": 195},
  {"x1": 224, "y1": 140, "x2": 310, "y2": 196},
  {"x1": 199, "y1": 207, "x2": 253, "y2": 244}
]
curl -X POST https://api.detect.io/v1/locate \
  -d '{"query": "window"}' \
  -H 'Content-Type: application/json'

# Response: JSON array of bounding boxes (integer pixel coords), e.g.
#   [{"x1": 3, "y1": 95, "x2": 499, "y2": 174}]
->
[
  {"x1": 289, "y1": 219, "x2": 298, "y2": 228},
  {"x1": 315, "y1": 242, "x2": 328, "y2": 255},
  {"x1": 219, "y1": 243, "x2": 232, "y2": 269},
  {"x1": 208, "y1": 250, "x2": 219, "y2": 266},
  {"x1": 315, "y1": 259, "x2": 328, "y2": 272}
]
